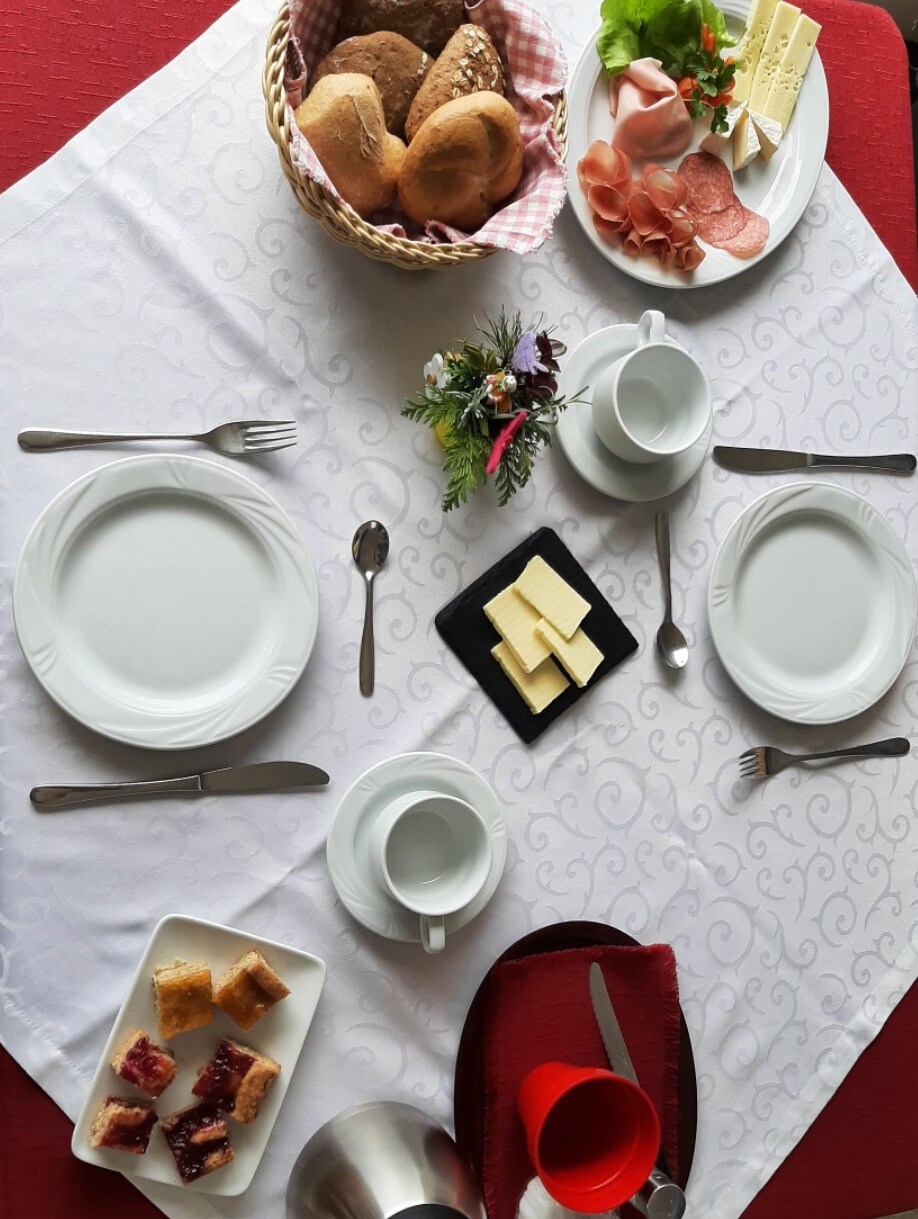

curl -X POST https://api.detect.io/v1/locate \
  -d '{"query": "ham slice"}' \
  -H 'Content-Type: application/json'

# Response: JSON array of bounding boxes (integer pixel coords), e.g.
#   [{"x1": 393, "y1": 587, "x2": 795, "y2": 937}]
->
[{"x1": 609, "y1": 58, "x2": 694, "y2": 160}]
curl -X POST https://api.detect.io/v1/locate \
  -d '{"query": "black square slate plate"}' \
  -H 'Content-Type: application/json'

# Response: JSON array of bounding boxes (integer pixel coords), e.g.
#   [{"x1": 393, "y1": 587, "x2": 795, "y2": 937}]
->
[{"x1": 435, "y1": 527, "x2": 638, "y2": 744}]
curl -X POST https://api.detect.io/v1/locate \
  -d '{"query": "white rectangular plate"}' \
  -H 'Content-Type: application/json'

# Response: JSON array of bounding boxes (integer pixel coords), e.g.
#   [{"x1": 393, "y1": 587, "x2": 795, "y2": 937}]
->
[{"x1": 71, "y1": 914, "x2": 326, "y2": 1195}]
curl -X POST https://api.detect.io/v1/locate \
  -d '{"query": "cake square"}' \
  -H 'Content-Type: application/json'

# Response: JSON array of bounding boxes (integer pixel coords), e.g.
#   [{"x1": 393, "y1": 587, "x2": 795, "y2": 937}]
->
[
  {"x1": 160, "y1": 1102, "x2": 235, "y2": 1184},
  {"x1": 192, "y1": 1038, "x2": 281, "y2": 1123},
  {"x1": 111, "y1": 1029, "x2": 177, "y2": 1098},
  {"x1": 88, "y1": 1096, "x2": 158, "y2": 1154},
  {"x1": 213, "y1": 949, "x2": 290, "y2": 1030},
  {"x1": 153, "y1": 960, "x2": 214, "y2": 1039}
]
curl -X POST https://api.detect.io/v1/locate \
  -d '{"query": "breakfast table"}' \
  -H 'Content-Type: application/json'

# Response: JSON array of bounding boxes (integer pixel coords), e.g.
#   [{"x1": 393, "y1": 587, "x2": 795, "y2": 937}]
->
[{"x1": 1, "y1": 1, "x2": 917, "y2": 1218}]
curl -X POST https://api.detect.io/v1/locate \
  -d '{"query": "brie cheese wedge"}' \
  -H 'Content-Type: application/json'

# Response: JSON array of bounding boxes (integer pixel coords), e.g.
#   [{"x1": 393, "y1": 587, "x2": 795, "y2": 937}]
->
[
  {"x1": 700, "y1": 103, "x2": 746, "y2": 155},
  {"x1": 733, "y1": 108, "x2": 761, "y2": 170},
  {"x1": 748, "y1": 108, "x2": 783, "y2": 161}
]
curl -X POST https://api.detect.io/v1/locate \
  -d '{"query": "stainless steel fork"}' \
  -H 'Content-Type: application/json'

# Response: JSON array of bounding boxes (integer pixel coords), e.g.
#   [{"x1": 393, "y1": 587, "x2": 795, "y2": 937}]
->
[
  {"x1": 738, "y1": 736, "x2": 910, "y2": 779},
  {"x1": 18, "y1": 419, "x2": 297, "y2": 455}
]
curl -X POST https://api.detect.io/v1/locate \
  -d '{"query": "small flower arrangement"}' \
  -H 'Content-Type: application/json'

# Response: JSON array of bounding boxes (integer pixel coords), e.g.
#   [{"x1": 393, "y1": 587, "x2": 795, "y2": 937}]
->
[{"x1": 403, "y1": 310, "x2": 584, "y2": 511}]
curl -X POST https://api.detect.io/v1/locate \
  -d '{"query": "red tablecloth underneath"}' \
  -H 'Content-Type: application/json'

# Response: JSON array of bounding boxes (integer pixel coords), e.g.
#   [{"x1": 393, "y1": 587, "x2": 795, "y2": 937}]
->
[{"x1": 1, "y1": 1, "x2": 917, "y2": 1216}]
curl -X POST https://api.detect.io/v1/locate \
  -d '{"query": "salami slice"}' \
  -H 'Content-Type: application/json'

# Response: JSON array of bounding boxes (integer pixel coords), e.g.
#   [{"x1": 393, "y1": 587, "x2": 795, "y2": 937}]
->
[
  {"x1": 693, "y1": 200, "x2": 748, "y2": 243},
  {"x1": 718, "y1": 208, "x2": 770, "y2": 258},
  {"x1": 677, "y1": 151, "x2": 734, "y2": 214}
]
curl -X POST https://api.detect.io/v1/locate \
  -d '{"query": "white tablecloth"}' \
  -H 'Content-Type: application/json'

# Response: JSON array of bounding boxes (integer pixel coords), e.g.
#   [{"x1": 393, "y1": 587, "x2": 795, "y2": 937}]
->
[{"x1": 1, "y1": 1, "x2": 917, "y2": 1217}]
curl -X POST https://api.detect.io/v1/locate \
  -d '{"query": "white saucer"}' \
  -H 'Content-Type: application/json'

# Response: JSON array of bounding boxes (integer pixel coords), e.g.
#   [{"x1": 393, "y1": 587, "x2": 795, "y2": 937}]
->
[
  {"x1": 557, "y1": 325, "x2": 713, "y2": 502},
  {"x1": 326, "y1": 752, "x2": 508, "y2": 943}
]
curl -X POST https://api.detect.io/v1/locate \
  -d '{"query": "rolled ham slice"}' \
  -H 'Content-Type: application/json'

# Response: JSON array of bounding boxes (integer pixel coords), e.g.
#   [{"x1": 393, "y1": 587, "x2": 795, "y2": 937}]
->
[{"x1": 609, "y1": 58, "x2": 694, "y2": 160}]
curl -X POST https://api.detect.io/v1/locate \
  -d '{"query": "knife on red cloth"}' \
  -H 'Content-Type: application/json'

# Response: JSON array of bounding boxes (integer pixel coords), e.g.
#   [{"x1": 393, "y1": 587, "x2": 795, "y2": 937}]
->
[{"x1": 589, "y1": 962, "x2": 686, "y2": 1219}]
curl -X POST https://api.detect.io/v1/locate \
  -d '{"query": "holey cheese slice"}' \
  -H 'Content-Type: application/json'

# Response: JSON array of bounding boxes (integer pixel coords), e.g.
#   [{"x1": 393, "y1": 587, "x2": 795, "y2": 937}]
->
[
  {"x1": 514, "y1": 556, "x2": 589, "y2": 640},
  {"x1": 763, "y1": 13, "x2": 821, "y2": 130},
  {"x1": 747, "y1": 2, "x2": 802, "y2": 115},
  {"x1": 731, "y1": 0, "x2": 779, "y2": 104},
  {"x1": 492, "y1": 642, "x2": 569, "y2": 714},
  {"x1": 483, "y1": 585, "x2": 550, "y2": 673}
]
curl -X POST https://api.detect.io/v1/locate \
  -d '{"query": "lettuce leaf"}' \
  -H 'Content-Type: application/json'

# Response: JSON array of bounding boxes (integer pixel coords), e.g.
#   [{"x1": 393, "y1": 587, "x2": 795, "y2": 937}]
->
[{"x1": 597, "y1": 0, "x2": 735, "y2": 78}]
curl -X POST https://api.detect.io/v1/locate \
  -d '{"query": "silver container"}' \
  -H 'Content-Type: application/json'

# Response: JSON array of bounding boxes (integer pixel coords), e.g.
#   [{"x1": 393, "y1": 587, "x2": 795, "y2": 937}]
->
[{"x1": 286, "y1": 1101, "x2": 486, "y2": 1219}]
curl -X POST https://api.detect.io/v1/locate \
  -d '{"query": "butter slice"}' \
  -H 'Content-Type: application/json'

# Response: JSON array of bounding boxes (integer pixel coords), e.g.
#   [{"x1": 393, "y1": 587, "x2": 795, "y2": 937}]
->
[
  {"x1": 699, "y1": 102, "x2": 746, "y2": 155},
  {"x1": 732, "y1": 107, "x2": 761, "y2": 170},
  {"x1": 748, "y1": 108, "x2": 783, "y2": 161},
  {"x1": 484, "y1": 586, "x2": 550, "y2": 673},
  {"x1": 535, "y1": 619, "x2": 603, "y2": 688},
  {"x1": 747, "y1": 2, "x2": 802, "y2": 115},
  {"x1": 514, "y1": 556, "x2": 589, "y2": 640},
  {"x1": 492, "y1": 642, "x2": 569, "y2": 714},
  {"x1": 762, "y1": 14, "x2": 820, "y2": 130},
  {"x1": 731, "y1": 0, "x2": 780, "y2": 104}
]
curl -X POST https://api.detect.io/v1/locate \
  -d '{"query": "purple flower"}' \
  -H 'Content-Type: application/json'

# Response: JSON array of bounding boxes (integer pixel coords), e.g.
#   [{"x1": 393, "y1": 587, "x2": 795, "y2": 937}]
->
[{"x1": 511, "y1": 331, "x2": 545, "y2": 375}]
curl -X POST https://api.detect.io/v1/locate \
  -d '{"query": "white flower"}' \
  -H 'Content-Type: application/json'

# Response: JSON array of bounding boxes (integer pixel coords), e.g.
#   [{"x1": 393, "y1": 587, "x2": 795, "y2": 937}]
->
[{"x1": 424, "y1": 353, "x2": 449, "y2": 398}]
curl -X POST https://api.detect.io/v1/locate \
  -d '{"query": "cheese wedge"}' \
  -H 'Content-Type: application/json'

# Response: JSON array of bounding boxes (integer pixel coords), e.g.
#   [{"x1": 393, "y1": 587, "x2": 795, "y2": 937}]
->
[
  {"x1": 514, "y1": 556, "x2": 589, "y2": 640},
  {"x1": 535, "y1": 619, "x2": 603, "y2": 688},
  {"x1": 749, "y1": 108, "x2": 783, "y2": 161},
  {"x1": 733, "y1": 107, "x2": 761, "y2": 170},
  {"x1": 483, "y1": 585, "x2": 550, "y2": 673},
  {"x1": 700, "y1": 102, "x2": 746, "y2": 155},
  {"x1": 762, "y1": 13, "x2": 821, "y2": 130},
  {"x1": 747, "y1": 3, "x2": 802, "y2": 115},
  {"x1": 731, "y1": 0, "x2": 780, "y2": 105},
  {"x1": 492, "y1": 642, "x2": 569, "y2": 714}
]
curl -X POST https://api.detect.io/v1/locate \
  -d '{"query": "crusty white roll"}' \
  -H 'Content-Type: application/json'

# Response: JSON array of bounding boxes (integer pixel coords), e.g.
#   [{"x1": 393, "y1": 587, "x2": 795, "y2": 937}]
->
[
  {"x1": 294, "y1": 73, "x2": 406, "y2": 218},
  {"x1": 397, "y1": 92, "x2": 524, "y2": 230}
]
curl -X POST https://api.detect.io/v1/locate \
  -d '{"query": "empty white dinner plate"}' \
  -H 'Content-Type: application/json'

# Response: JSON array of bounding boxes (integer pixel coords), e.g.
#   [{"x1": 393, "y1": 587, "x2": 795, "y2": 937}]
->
[
  {"x1": 13, "y1": 455, "x2": 318, "y2": 748},
  {"x1": 708, "y1": 483, "x2": 917, "y2": 724}
]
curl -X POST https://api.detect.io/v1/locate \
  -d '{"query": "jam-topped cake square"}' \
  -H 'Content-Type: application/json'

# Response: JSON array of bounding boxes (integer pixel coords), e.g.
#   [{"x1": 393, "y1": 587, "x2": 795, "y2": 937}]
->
[
  {"x1": 191, "y1": 1037, "x2": 280, "y2": 1123},
  {"x1": 153, "y1": 960, "x2": 213, "y2": 1039},
  {"x1": 159, "y1": 1102, "x2": 235, "y2": 1184},
  {"x1": 212, "y1": 949, "x2": 290, "y2": 1031},
  {"x1": 88, "y1": 1096, "x2": 158, "y2": 1154},
  {"x1": 111, "y1": 1029, "x2": 177, "y2": 1097}
]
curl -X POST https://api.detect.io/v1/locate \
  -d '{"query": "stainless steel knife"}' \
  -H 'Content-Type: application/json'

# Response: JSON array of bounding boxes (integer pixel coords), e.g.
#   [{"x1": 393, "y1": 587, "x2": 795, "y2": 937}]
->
[
  {"x1": 588, "y1": 962, "x2": 687, "y2": 1219},
  {"x1": 713, "y1": 445, "x2": 916, "y2": 474},
  {"x1": 868, "y1": 1211, "x2": 918, "y2": 1219},
  {"x1": 30, "y1": 761, "x2": 330, "y2": 810}
]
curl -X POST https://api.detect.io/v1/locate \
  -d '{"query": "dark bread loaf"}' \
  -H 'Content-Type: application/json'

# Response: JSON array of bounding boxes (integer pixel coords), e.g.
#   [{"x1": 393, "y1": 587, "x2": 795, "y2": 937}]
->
[
  {"x1": 336, "y1": 0, "x2": 465, "y2": 56},
  {"x1": 405, "y1": 24, "x2": 504, "y2": 142},
  {"x1": 313, "y1": 32, "x2": 432, "y2": 137}
]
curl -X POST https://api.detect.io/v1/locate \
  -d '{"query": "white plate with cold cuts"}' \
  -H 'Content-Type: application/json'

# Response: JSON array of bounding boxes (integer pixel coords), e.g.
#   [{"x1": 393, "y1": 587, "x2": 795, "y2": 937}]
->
[
  {"x1": 708, "y1": 483, "x2": 917, "y2": 724},
  {"x1": 13, "y1": 454, "x2": 318, "y2": 749},
  {"x1": 567, "y1": 0, "x2": 829, "y2": 288},
  {"x1": 556, "y1": 323, "x2": 713, "y2": 501},
  {"x1": 327, "y1": 752, "x2": 508, "y2": 943}
]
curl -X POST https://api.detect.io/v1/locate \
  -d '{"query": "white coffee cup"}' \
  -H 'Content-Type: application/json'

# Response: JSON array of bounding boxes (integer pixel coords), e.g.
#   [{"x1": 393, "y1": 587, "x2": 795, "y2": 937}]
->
[
  {"x1": 368, "y1": 790, "x2": 493, "y2": 953},
  {"x1": 591, "y1": 310, "x2": 712, "y2": 465}
]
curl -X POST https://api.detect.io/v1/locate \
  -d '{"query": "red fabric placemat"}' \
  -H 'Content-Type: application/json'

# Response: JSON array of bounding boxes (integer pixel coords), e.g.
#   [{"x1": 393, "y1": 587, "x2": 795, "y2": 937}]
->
[{"x1": 481, "y1": 945, "x2": 682, "y2": 1219}]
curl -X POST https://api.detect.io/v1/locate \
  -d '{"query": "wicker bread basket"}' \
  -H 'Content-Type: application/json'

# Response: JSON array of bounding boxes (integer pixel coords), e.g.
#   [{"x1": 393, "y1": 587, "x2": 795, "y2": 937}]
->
[{"x1": 262, "y1": 3, "x2": 568, "y2": 270}]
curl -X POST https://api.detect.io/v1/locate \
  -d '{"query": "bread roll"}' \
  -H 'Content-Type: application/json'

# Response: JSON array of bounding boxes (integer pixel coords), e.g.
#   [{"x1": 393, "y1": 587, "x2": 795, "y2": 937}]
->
[
  {"x1": 336, "y1": 0, "x2": 464, "y2": 56},
  {"x1": 294, "y1": 74, "x2": 406, "y2": 218},
  {"x1": 405, "y1": 25, "x2": 504, "y2": 142},
  {"x1": 398, "y1": 93, "x2": 524, "y2": 230},
  {"x1": 313, "y1": 32, "x2": 432, "y2": 138}
]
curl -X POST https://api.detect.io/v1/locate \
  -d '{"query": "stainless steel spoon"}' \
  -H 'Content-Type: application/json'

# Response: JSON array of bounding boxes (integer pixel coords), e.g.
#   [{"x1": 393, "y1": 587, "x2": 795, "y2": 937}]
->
[
  {"x1": 654, "y1": 512, "x2": 688, "y2": 669},
  {"x1": 352, "y1": 520, "x2": 390, "y2": 697}
]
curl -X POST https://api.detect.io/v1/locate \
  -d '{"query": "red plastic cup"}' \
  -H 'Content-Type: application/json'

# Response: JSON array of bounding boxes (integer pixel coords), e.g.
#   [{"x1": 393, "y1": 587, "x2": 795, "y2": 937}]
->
[{"x1": 517, "y1": 1062, "x2": 661, "y2": 1213}]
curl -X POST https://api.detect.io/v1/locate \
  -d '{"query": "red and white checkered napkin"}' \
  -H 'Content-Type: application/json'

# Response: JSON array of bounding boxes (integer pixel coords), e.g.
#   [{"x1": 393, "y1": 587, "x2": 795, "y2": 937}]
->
[{"x1": 284, "y1": 0, "x2": 568, "y2": 253}]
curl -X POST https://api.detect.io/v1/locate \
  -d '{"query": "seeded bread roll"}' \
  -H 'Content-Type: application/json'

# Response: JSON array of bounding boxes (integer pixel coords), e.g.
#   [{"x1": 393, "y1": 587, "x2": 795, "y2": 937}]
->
[
  {"x1": 294, "y1": 74, "x2": 406, "y2": 218},
  {"x1": 398, "y1": 92, "x2": 524, "y2": 230},
  {"x1": 405, "y1": 25, "x2": 504, "y2": 142},
  {"x1": 313, "y1": 32, "x2": 432, "y2": 137},
  {"x1": 336, "y1": 0, "x2": 465, "y2": 56}
]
